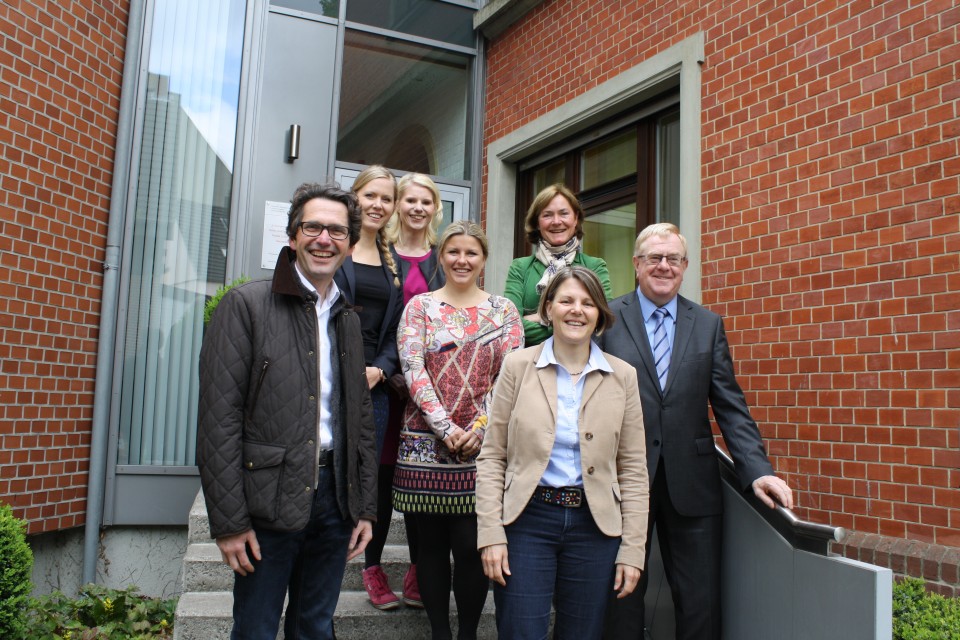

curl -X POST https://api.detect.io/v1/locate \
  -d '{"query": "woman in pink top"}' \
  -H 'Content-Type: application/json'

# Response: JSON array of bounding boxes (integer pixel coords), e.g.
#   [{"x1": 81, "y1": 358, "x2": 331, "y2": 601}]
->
[{"x1": 386, "y1": 173, "x2": 446, "y2": 304}]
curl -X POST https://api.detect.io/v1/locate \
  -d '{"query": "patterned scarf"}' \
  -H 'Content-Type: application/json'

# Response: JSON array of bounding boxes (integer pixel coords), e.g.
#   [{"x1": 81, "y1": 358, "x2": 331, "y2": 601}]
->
[{"x1": 534, "y1": 236, "x2": 582, "y2": 295}]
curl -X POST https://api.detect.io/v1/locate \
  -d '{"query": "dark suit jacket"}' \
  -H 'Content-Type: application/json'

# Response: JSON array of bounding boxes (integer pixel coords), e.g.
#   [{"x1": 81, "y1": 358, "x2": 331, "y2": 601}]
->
[
  {"x1": 601, "y1": 292, "x2": 774, "y2": 517},
  {"x1": 334, "y1": 256, "x2": 403, "y2": 378}
]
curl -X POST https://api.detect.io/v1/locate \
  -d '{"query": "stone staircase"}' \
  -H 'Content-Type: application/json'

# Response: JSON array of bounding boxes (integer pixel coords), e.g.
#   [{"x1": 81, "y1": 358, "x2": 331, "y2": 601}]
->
[{"x1": 174, "y1": 491, "x2": 498, "y2": 639}]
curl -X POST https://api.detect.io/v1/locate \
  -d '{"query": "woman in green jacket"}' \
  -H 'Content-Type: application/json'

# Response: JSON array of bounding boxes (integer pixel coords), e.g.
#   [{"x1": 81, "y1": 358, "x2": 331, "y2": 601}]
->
[{"x1": 503, "y1": 183, "x2": 612, "y2": 345}]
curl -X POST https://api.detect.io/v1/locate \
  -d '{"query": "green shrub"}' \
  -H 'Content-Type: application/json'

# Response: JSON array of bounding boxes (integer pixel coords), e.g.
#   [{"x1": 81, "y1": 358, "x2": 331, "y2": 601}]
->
[
  {"x1": 22, "y1": 584, "x2": 177, "y2": 640},
  {"x1": 0, "y1": 504, "x2": 33, "y2": 639},
  {"x1": 893, "y1": 577, "x2": 960, "y2": 640},
  {"x1": 204, "y1": 276, "x2": 251, "y2": 325}
]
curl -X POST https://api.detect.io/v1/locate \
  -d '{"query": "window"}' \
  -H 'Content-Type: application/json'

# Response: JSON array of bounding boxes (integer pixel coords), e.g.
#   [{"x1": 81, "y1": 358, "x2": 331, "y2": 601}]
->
[
  {"x1": 517, "y1": 104, "x2": 681, "y2": 297},
  {"x1": 115, "y1": 0, "x2": 245, "y2": 466},
  {"x1": 103, "y1": 0, "x2": 481, "y2": 525},
  {"x1": 271, "y1": 0, "x2": 339, "y2": 16},
  {"x1": 105, "y1": 0, "x2": 246, "y2": 524},
  {"x1": 337, "y1": 29, "x2": 473, "y2": 180},
  {"x1": 346, "y1": 0, "x2": 475, "y2": 48}
]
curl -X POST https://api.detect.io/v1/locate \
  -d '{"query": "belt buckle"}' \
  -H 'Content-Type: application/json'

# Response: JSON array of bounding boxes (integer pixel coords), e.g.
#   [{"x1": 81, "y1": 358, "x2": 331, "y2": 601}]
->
[{"x1": 565, "y1": 488, "x2": 583, "y2": 508}]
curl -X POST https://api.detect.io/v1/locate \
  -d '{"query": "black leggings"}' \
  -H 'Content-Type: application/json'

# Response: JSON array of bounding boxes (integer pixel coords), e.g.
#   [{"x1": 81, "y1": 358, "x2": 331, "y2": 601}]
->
[
  {"x1": 364, "y1": 464, "x2": 419, "y2": 568},
  {"x1": 411, "y1": 512, "x2": 488, "y2": 640}
]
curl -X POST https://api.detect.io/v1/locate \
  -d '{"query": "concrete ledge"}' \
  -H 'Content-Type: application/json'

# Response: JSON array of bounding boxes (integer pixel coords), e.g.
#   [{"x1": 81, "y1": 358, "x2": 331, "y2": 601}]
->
[{"x1": 474, "y1": 0, "x2": 546, "y2": 39}]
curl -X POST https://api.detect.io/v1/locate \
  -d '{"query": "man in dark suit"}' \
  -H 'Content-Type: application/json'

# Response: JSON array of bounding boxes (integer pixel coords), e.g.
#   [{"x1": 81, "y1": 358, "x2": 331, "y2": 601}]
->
[{"x1": 601, "y1": 223, "x2": 793, "y2": 640}]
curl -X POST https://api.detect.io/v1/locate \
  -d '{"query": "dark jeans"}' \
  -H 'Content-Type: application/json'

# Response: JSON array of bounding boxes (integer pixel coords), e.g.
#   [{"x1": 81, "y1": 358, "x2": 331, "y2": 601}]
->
[
  {"x1": 231, "y1": 465, "x2": 353, "y2": 640},
  {"x1": 493, "y1": 497, "x2": 620, "y2": 640}
]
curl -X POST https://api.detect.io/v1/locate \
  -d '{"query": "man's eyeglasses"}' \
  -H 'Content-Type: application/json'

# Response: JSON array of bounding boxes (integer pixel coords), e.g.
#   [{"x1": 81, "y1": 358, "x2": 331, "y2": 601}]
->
[
  {"x1": 298, "y1": 222, "x2": 350, "y2": 241},
  {"x1": 637, "y1": 253, "x2": 686, "y2": 267}
]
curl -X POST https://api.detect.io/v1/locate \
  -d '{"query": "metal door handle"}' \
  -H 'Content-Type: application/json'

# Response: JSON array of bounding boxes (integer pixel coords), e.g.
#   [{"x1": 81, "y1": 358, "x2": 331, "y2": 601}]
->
[{"x1": 287, "y1": 124, "x2": 301, "y2": 161}]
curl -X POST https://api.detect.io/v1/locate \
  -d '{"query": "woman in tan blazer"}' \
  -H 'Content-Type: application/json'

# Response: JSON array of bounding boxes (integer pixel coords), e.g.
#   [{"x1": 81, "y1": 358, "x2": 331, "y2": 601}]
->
[{"x1": 476, "y1": 266, "x2": 649, "y2": 640}]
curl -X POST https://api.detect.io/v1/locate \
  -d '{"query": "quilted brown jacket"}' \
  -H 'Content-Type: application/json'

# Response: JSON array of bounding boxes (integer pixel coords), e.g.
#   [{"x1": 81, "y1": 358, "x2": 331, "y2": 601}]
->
[{"x1": 197, "y1": 247, "x2": 378, "y2": 539}]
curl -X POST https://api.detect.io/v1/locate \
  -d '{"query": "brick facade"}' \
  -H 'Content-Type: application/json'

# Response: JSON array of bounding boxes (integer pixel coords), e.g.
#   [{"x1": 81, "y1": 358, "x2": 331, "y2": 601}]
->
[
  {"x1": 0, "y1": 1, "x2": 128, "y2": 534},
  {"x1": 482, "y1": 0, "x2": 959, "y2": 586},
  {"x1": 1, "y1": 0, "x2": 957, "y2": 594}
]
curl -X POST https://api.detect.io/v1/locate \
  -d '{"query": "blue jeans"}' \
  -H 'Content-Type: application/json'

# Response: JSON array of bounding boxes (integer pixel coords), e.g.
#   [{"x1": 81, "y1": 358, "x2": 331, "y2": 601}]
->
[
  {"x1": 231, "y1": 465, "x2": 353, "y2": 640},
  {"x1": 493, "y1": 497, "x2": 620, "y2": 640}
]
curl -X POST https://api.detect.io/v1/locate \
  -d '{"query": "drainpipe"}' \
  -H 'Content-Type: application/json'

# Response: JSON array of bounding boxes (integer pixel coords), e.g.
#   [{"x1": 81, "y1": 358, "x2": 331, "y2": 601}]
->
[{"x1": 82, "y1": 0, "x2": 146, "y2": 585}]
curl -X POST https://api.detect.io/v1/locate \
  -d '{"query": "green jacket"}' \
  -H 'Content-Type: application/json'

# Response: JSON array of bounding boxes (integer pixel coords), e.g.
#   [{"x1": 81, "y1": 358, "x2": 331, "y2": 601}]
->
[{"x1": 503, "y1": 252, "x2": 612, "y2": 346}]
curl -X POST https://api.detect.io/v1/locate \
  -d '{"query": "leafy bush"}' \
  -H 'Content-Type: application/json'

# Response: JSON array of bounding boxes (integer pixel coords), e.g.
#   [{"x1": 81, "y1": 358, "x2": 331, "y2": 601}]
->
[
  {"x1": 204, "y1": 276, "x2": 251, "y2": 325},
  {"x1": 893, "y1": 577, "x2": 960, "y2": 640},
  {"x1": 22, "y1": 584, "x2": 177, "y2": 640},
  {"x1": 0, "y1": 504, "x2": 33, "y2": 639}
]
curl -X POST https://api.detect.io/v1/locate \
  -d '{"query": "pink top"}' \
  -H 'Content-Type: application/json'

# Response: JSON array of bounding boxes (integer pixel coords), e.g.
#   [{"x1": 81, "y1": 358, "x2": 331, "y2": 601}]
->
[{"x1": 397, "y1": 252, "x2": 430, "y2": 305}]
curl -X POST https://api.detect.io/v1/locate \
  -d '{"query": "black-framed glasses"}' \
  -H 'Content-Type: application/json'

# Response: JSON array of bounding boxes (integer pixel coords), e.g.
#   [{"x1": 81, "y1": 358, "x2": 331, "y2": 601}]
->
[
  {"x1": 637, "y1": 253, "x2": 686, "y2": 267},
  {"x1": 298, "y1": 221, "x2": 350, "y2": 240}
]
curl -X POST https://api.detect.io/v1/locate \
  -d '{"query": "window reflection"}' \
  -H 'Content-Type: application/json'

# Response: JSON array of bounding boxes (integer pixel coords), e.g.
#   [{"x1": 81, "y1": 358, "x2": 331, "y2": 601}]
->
[
  {"x1": 583, "y1": 203, "x2": 637, "y2": 298},
  {"x1": 657, "y1": 111, "x2": 680, "y2": 227},
  {"x1": 337, "y1": 30, "x2": 470, "y2": 180},
  {"x1": 271, "y1": 0, "x2": 339, "y2": 17},
  {"x1": 346, "y1": 0, "x2": 474, "y2": 48},
  {"x1": 581, "y1": 130, "x2": 637, "y2": 191},
  {"x1": 533, "y1": 160, "x2": 565, "y2": 193},
  {"x1": 116, "y1": 0, "x2": 245, "y2": 466}
]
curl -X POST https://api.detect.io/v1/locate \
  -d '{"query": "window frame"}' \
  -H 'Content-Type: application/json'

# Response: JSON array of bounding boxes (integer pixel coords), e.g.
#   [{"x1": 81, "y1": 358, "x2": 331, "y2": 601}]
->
[
  {"x1": 514, "y1": 101, "x2": 678, "y2": 259},
  {"x1": 483, "y1": 33, "x2": 704, "y2": 306}
]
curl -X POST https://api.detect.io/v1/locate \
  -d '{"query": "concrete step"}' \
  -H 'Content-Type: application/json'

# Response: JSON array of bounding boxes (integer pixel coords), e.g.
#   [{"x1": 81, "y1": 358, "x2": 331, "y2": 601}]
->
[
  {"x1": 335, "y1": 591, "x2": 497, "y2": 639},
  {"x1": 183, "y1": 541, "x2": 415, "y2": 593},
  {"x1": 174, "y1": 590, "x2": 499, "y2": 640},
  {"x1": 189, "y1": 489, "x2": 411, "y2": 547},
  {"x1": 173, "y1": 592, "x2": 238, "y2": 640},
  {"x1": 187, "y1": 491, "x2": 211, "y2": 544}
]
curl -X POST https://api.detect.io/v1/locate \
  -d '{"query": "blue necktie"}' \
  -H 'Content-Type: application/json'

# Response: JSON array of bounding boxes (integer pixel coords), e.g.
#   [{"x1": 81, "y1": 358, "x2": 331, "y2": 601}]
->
[{"x1": 652, "y1": 308, "x2": 671, "y2": 390}]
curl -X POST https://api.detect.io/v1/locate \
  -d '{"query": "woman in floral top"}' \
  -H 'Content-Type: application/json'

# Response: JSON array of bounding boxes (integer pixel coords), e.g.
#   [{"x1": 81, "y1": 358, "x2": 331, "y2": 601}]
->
[{"x1": 395, "y1": 220, "x2": 523, "y2": 640}]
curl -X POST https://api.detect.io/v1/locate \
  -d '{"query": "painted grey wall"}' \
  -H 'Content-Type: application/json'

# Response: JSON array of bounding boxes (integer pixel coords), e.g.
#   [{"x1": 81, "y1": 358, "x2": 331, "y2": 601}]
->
[
  {"x1": 720, "y1": 478, "x2": 892, "y2": 640},
  {"x1": 31, "y1": 526, "x2": 186, "y2": 599}
]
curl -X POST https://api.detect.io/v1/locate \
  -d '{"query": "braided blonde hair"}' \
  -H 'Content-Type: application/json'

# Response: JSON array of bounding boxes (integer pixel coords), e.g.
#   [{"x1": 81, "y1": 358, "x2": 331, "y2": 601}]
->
[{"x1": 352, "y1": 165, "x2": 400, "y2": 288}]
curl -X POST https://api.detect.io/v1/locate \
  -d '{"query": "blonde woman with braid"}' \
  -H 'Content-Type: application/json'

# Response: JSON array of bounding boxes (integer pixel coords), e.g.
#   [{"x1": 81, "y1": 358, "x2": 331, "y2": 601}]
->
[{"x1": 333, "y1": 165, "x2": 408, "y2": 610}]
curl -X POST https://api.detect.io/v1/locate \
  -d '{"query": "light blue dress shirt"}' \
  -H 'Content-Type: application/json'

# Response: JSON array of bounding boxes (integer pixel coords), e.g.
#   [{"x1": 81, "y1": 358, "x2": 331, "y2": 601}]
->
[
  {"x1": 636, "y1": 289, "x2": 678, "y2": 359},
  {"x1": 536, "y1": 337, "x2": 615, "y2": 488}
]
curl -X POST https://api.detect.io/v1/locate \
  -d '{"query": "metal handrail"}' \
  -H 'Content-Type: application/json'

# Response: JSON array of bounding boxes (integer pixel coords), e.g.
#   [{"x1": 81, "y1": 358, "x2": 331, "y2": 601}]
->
[{"x1": 715, "y1": 445, "x2": 845, "y2": 554}]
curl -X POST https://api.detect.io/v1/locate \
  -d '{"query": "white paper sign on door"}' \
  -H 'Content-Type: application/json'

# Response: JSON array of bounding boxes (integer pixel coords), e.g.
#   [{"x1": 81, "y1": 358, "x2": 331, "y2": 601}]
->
[{"x1": 261, "y1": 200, "x2": 290, "y2": 269}]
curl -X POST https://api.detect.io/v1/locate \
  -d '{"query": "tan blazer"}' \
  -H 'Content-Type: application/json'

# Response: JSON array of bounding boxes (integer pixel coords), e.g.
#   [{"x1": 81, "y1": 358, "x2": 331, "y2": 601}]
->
[{"x1": 476, "y1": 343, "x2": 650, "y2": 569}]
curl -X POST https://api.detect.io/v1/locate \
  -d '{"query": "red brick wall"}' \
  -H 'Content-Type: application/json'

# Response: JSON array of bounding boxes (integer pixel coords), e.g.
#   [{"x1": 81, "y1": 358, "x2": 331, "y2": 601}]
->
[
  {"x1": 0, "y1": 1, "x2": 128, "y2": 534},
  {"x1": 483, "y1": 0, "x2": 959, "y2": 557}
]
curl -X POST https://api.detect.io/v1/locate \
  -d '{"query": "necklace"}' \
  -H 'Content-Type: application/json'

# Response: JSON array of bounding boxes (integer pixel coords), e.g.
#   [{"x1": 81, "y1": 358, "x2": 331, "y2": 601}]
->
[{"x1": 567, "y1": 368, "x2": 584, "y2": 376}]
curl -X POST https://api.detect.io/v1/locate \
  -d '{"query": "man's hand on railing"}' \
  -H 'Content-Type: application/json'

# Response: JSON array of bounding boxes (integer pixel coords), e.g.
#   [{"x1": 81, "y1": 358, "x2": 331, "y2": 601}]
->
[{"x1": 751, "y1": 475, "x2": 794, "y2": 510}]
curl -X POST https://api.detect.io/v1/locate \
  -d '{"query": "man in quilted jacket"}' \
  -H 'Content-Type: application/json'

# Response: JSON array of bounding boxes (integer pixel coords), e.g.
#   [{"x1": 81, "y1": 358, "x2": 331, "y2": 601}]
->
[{"x1": 198, "y1": 182, "x2": 378, "y2": 640}]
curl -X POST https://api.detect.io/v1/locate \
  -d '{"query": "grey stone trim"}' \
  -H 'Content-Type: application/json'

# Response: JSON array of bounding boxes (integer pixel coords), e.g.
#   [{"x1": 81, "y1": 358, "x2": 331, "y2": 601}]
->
[{"x1": 474, "y1": 0, "x2": 547, "y2": 39}]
